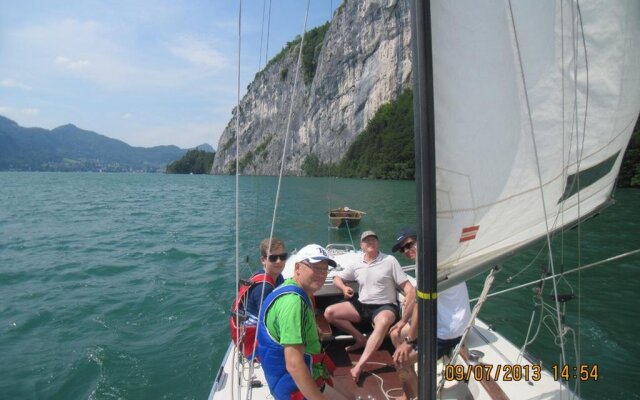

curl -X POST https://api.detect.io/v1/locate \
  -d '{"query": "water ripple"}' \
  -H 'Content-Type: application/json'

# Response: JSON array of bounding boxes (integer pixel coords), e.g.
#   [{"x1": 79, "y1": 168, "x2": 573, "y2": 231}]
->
[{"x1": 0, "y1": 172, "x2": 638, "y2": 400}]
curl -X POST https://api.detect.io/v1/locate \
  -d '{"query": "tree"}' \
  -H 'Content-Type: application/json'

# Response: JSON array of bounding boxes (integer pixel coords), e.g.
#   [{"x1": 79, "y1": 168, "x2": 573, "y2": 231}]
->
[
  {"x1": 302, "y1": 89, "x2": 415, "y2": 180},
  {"x1": 165, "y1": 150, "x2": 215, "y2": 174},
  {"x1": 619, "y1": 117, "x2": 640, "y2": 188}
]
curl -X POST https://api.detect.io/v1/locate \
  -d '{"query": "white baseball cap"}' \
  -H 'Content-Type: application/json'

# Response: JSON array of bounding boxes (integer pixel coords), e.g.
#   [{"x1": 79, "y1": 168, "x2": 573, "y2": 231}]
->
[{"x1": 294, "y1": 244, "x2": 337, "y2": 268}]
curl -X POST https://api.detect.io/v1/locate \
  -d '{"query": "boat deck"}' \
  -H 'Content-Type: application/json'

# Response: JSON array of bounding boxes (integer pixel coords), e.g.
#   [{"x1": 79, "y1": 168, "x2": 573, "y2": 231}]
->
[
  {"x1": 324, "y1": 337, "x2": 406, "y2": 399},
  {"x1": 210, "y1": 269, "x2": 577, "y2": 400}
]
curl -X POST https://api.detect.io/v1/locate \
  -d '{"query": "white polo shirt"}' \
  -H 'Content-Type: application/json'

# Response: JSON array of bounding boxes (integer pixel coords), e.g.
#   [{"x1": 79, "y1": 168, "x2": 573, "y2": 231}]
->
[{"x1": 336, "y1": 252, "x2": 409, "y2": 304}]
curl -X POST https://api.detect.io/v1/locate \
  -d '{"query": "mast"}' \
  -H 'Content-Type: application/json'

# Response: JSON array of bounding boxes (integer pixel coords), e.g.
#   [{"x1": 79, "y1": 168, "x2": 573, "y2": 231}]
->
[{"x1": 410, "y1": 0, "x2": 437, "y2": 399}]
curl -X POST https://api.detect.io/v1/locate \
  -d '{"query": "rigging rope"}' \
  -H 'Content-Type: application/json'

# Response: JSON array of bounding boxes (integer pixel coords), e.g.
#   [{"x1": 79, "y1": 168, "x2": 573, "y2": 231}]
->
[
  {"x1": 572, "y1": 4, "x2": 589, "y2": 395},
  {"x1": 469, "y1": 248, "x2": 640, "y2": 303},
  {"x1": 501, "y1": 3, "x2": 594, "y2": 388},
  {"x1": 507, "y1": 0, "x2": 567, "y2": 365},
  {"x1": 245, "y1": 0, "x2": 311, "y2": 373},
  {"x1": 233, "y1": 1, "x2": 243, "y2": 399},
  {"x1": 345, "y1": 220, "x2": 355, "y2": 247},
  {"x1": 257, "y1": 0, "x2": 267, "y2": 70},
  {"x1": 496, "y1": 2, "x2": 593, "y2": 374},
  {"x1": 438, "y1": 267, "x2": 499, "y2": 395},
  {"x1": 264, "y1": 0, "x2": 272, "y2": 67}
]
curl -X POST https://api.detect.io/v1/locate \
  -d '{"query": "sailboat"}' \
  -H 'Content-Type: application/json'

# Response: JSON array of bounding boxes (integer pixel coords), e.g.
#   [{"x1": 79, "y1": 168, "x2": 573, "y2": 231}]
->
[{"x1": 210, "y1": 0, "x2": 640, "y2": 399}]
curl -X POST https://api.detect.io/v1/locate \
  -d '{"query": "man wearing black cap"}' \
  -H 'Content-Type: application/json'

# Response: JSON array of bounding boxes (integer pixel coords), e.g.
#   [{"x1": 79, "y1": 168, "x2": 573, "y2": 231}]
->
[
  {"x1": 390, "y1": 227, "x2": 471, "y2": 399},
  {"x1": 324, "y1": 230, "x2": 416, "y2": 383}
]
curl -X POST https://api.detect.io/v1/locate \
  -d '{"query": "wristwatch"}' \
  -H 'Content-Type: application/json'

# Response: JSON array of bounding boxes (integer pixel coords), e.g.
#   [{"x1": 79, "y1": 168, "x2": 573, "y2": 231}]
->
[{"x1": 403, "y1": 336, "x2": 417, "y2": 345}]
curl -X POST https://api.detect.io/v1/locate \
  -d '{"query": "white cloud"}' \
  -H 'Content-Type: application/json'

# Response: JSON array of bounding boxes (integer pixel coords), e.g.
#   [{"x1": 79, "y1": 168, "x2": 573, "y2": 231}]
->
[
  {"x1": 0, "y1": 106, "x2": 41, "y2": 122},
  {"x1": 166, "y1": 36, "x2": 228, "y2": 69},
  {"x1": 14, "y1": 19, "x2": 132, "y2": 86},
  {"x1": 0, "y1": 79, "x2": 32, "y2": 91},
  {"x1": 23, "y1": 108, "x2": 40, "y2": 116},
  {"x1": 10, "y1": 17, "x2": 235, "y2": 93},
  {"x1": 0, "y1": 2, "x2": 277, "y2": 147},
  {"x1": 55, "y1": 56, "x2": 90, "y2": 70}
]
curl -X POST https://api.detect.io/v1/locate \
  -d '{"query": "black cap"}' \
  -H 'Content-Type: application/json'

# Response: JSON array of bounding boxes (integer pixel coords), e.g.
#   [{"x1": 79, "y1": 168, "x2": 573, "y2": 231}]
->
[{"x1": 391, "y1": 227, "x2": 417, "y2": 252}]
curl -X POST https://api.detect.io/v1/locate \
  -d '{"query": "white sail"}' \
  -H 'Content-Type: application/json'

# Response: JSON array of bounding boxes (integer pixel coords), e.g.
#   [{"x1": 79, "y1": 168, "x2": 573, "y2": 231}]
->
[{"x1": 433, "y1": 0, "x2": 640, "y2": 289}]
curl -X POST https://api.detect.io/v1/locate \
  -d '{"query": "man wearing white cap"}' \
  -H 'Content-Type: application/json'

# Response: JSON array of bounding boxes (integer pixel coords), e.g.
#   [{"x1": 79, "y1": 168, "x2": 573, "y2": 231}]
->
[
  {"x1": 257, "y1": 244, "x2": 348, "y2": 400},
  {"x1": 324, "y1": 230, "x2": 416, "y2": 383}
]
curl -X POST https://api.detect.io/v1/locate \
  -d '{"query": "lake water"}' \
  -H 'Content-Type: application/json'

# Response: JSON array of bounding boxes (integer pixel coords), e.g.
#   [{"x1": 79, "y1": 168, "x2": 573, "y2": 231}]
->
[{"x1": 0, "y1": 172, "x2": 638, "y2": 399}]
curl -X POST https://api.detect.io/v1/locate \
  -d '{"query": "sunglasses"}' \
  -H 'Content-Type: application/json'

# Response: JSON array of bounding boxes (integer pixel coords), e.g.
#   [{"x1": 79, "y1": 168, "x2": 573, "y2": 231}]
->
[
  {"x1": 266, "y1": 253, "x2": 288, "y2": 262},
  {"x1": 400, "y1": 241, "x2": 416, "y2": 253}
]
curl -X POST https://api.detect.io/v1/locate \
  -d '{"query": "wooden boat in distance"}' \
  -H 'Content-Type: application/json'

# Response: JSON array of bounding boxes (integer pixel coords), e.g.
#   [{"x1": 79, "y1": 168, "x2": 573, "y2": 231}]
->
[{"x1": 328, "y1": 206, "x2": 366, "y2": 228}]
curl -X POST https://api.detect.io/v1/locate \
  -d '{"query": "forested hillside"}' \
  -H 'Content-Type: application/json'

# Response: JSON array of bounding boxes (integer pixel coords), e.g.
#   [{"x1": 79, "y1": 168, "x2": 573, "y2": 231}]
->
[
  {"x1": 302, "y1": 91, "x2": 640, "y2": 187},
  {"x1": 302, "y1": 90, "x2": 414, "y2": 180},
  {"x1": 165, "y1": 150, "x2": 215, "y2": 174},
  {"x1": 0, "y1": 115, "x2": 186, "y2": 172}
]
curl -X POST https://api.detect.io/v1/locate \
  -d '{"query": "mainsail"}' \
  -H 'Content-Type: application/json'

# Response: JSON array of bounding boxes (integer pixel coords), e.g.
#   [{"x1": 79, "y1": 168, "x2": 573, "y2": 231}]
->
[{"x1": 431, "y1": 0, "x2": 640, "y2": 290}]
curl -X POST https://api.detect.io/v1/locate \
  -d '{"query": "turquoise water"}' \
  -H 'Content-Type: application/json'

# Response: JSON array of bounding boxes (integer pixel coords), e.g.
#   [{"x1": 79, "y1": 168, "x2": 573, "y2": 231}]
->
[{"x1": 0, "y1": 172, "x2": 638, "y2": 399}]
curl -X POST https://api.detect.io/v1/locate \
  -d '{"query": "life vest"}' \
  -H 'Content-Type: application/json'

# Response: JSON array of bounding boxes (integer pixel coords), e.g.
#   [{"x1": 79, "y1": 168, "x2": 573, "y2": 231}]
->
[
  {"x1": 257, "y1": 284, "x2": 335, "y2": 400},
  {"x1": 229, "y1": 273, "x2": 275, "y2": 359}
]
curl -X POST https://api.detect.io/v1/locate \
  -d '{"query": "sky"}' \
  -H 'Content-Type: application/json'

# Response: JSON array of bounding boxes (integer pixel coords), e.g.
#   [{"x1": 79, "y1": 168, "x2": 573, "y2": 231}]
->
[{"x1": 0, "y1": 0, "x2": 339, "y2": 149}]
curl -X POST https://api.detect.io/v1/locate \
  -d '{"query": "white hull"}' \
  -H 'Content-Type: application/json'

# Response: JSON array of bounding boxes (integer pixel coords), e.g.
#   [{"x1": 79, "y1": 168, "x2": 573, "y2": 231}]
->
[{"x1": 210, "y1": 311, "x2": 575, "y2": 400}]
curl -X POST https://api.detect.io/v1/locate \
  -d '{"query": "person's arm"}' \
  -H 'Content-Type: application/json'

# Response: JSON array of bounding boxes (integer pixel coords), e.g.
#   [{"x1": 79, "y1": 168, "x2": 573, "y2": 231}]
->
[
  {"x1": 393, "y1": 301, "x2": 419, "y2": 366},
  {"x1": 332, "y1": 276, "x2": 354, "y2": 299},
  {"x1": 406, "y1": 299, "x2": 419, "y2": 340},
  {"x1": 284, "y1": 344, "x2": 327, "y2": 400},
  {"x1": 390, "y1": 280, "x2": 415, "y2": 334},
  {"x1": 400, "y1": 280, "x2": 416, "y2": 324},
  {"x1": 245, "y1": 283, "x2": 263, "y2": 317}
]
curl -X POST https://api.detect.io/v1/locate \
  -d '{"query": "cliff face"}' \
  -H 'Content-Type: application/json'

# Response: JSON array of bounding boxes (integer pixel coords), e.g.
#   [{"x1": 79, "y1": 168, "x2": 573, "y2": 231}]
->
[{"x1": 211, "y1": 0, "x2": 412, "y2": 175}]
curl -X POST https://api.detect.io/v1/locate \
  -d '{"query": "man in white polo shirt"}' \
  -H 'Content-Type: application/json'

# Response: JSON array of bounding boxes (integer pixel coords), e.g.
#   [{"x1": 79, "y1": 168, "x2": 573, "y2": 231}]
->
[{"x1": 324, "y1": 230, "x2": 416, "y2": 383}]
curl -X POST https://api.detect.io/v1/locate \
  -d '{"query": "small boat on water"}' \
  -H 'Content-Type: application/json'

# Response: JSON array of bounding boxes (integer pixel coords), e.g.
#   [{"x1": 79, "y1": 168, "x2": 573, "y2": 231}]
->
[{"x1": 328, "y1": 207, "x2": 366, "y2": 228}]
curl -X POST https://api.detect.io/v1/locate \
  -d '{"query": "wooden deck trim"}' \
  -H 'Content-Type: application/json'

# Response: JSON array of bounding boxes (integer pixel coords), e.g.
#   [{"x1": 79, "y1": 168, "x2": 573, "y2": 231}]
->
[{"x1": 459, "y1": 351, "x2": 510, "y2": 400}]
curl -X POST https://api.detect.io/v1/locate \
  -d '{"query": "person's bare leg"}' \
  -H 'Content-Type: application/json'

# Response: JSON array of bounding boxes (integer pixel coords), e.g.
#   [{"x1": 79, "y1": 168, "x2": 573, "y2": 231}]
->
[
  {"x1": 350, "y1": 310, "x2": 395, "y2": 382},
  {"x1": 390, "y1": 323, "x2": 415, "y2": 398},
  {"x1": 397, "y1": 364, "x2": 418, "y2": 400},
  {"x1": 397, "y1": 349, "x2": 418, "y2": 400},
  {"x1": 324, "y1": 303, "x2": 366, "y2": 351}
]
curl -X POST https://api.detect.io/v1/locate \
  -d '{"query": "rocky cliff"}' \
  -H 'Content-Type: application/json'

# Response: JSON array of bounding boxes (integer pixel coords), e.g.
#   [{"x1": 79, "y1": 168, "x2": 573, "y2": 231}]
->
[{"x1": 211, "y1": 0, "x2": 412, "y2": 175}]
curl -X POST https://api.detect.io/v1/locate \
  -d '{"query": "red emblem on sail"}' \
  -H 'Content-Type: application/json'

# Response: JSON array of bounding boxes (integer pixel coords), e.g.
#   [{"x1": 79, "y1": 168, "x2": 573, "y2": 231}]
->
[{"x1": 459, "y1": 225, "x2": 480, "y2": 242}]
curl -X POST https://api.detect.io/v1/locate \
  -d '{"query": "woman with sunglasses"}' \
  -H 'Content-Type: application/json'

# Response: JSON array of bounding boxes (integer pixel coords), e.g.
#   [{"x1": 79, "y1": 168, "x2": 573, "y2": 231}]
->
[{"x1": 244, "y1": 237, "x2": 288, "y2": 321}]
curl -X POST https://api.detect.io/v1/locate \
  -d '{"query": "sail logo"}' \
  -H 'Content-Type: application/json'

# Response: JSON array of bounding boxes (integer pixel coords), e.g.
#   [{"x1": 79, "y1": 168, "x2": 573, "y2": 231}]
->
[{"x1": 459, "y1": 225, "x2": 480, "y2": 242}]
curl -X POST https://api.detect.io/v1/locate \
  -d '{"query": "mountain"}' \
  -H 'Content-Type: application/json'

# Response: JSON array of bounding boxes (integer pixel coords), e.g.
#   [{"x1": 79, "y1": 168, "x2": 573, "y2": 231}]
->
[
  {"x1": 195, "y1": 143, "x2": 215, "y2": 152},
  {"x1": 211, "y1": 0, "x2": 412, "y2": 175},
  {"x1": 0, "y1": 115, "x2": 188, "y2": 172}
]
